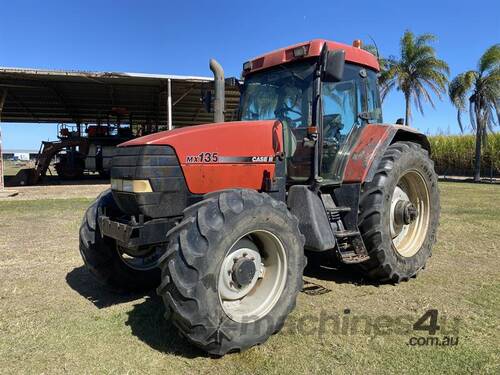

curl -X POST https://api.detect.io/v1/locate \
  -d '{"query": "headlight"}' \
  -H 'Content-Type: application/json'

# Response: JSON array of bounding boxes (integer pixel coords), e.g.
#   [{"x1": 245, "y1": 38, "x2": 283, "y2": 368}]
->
[
  {"x1": 111, "y1": 178, "x2": 123, "y2": 191},
  {"x1": 111, "y1": 178, "x2": 153, "y2": 193}
]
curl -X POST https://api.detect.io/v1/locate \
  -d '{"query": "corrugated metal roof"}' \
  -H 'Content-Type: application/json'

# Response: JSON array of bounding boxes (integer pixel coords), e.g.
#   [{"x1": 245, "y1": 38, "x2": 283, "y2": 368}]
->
[{"x1": 0, "y1": 66, "x2": 240, "y2": 127}]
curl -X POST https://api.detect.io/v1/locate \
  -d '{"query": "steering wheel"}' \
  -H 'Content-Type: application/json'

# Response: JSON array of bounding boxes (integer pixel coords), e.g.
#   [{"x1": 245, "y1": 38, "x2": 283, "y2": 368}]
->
[{"x1": 275, "y1": 106, "x2": 305, "y2": 128}]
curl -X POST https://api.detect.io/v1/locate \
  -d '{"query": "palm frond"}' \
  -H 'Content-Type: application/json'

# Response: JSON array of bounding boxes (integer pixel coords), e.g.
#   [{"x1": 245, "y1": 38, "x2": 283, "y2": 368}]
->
[
  {"x1": 495, "y1": 99, "x2": 500, "y2": 126},
  {"x1": 380, "y1": 79, "x2": 396, "y2": 101},
  {"x1": 469, "y1": 99, "x2": 477, "y2": 131},
  {"x1": 479, "y1": 44, "x2": 500, "y2": 74},
  {"x1": 487, "y1": 102, "x2": 499, "y2": 127},
  {"x1": 400, "y1": 30, "x2": 415, "y2": 63},
  {"x1": 362, "y1": 44, "x2": 378, "y2": 58},
  {"x1": 456, "y1": 110, "x2": 465, "y2": 133},
  {"x1": 414, "y1": 80, "x2": 436, "y2": 113},
  {"x1": 415, "y1": 33, "x2": 437, "y2": 46},
  {"x1": 449, "y1": 71, "x2": 477, "y2": 110}
]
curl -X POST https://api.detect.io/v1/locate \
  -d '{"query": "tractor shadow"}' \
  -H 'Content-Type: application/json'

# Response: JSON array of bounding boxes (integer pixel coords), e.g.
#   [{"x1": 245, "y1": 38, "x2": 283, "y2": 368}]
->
[
  {"x1": 302, "y1": 251, "x2": 382, "y2": 294},
  {"x1": 66, "y1": 266, "x2": 145, "y2": 308},
  {"x1": 125, "y1": 296, "x2": 208, "y2": 358},
  {"x1": 66, "y1": 255, "x2": 381, "y2": 357},
  {"x1": 66, "y1": 266, "x2": 207, "y2": 358}
]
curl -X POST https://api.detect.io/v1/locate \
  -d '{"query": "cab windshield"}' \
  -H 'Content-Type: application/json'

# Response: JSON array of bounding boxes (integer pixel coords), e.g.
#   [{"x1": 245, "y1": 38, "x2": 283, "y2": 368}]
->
[{"x1": 240, "y1": 60, "x2": 315, "y2": 128}]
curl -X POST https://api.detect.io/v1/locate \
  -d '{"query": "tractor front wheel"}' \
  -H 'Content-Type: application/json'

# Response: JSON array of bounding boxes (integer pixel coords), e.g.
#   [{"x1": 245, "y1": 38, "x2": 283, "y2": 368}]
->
[
  {"x1": 79, "y1": 189, "x2": 162, "y2": 292},
  {"x1": 357, "y1": 141, "x2": 440, "y2": 282},
  {"x1": 157, "y1": 189, "x2": 305, "y2": 355}
]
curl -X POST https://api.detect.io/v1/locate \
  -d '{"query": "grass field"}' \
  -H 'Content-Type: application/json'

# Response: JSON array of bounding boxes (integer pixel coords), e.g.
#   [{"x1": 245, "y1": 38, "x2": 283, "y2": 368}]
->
[
  {"x1": 0, "y1": 182, "x2": 498, "y2": 374},
  {"x1": 2, "y1": 160, "x2": 28, "y2": 176},
  {"x1": 1, "y1": 160, "x2": 58, "y2": 178}
]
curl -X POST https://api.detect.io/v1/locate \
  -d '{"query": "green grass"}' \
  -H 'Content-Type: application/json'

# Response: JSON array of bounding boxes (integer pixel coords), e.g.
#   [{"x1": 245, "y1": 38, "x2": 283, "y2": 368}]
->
[
  {"x1": 1, "y1": 160, "x2": 57, "y2": 177},
  {"x1": 1, "y1": 160, "x2": 28, "y2": 176},
  {"x1": 0, "y1": 182, "x2": 499, "y2": 374}
]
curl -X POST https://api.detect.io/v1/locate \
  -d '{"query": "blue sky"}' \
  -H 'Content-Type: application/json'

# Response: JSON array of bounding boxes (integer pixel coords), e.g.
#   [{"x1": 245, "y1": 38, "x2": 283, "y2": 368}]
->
[{"x1": 1, "y1": 0, "x2": 499, "y2": 149}]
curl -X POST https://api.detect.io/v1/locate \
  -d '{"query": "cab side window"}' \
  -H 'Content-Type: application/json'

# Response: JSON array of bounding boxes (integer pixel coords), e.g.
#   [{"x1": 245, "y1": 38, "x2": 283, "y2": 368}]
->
[
  {"x1": 321, "y1": 65, "x2": 362, "y2": 146},
  {"x1": 321, "y1": 65, "x2": 363, "y2": 179}
]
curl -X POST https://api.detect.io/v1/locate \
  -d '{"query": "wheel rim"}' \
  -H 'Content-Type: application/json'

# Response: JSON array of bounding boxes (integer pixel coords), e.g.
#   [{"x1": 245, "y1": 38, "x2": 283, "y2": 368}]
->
[
  {"x1": 390, "y1": 170, "x2": 430, "y2": 257},
  {"x1": 116, "y1": 244, "x2": 164, "y2": 271},
  {"x1": 218, "y1": 230, "x2": 287, "y2": 323}
]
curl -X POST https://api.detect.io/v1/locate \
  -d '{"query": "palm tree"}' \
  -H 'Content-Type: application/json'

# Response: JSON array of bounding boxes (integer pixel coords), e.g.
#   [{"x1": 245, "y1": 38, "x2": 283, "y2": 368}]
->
[
  {"x1": 381, "y1": 31, "x2": 449, "y2": 126},
  {"x1": 449, "y1": 44, "x2": 500, "y2": 182}
]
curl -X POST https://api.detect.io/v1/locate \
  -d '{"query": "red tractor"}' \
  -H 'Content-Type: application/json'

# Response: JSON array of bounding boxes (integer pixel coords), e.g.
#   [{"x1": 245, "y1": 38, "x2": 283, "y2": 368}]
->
[{"x1": 79, "y1": 39, "x2": 439, "y2": 355}]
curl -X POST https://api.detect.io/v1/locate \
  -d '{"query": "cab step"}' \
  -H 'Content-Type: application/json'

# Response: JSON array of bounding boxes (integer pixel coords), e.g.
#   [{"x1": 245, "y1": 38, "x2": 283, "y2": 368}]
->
[
  {"x1": 328, "y1": 206, "x2": 351, "y2": 213},
  {"x1": 321, "y1": 193, "x2": 370, "y2": 264},
  {"x1": 334, "y1": 230, "x2": 359, "y2": 237},
  {"x1": 334, "y1": 232, "x2": 371, "y2": 263},
  {"x1": 338, "y1": 252, "x2": 371, "y2": 264}
]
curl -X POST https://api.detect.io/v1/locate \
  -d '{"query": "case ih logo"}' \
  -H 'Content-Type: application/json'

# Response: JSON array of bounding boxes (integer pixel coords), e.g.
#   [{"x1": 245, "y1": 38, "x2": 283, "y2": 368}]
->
[
  {"x1": 185, "y1": 153, "x2": 275, "y2": 164},
  {"x1": 251, "y1": 156, "x2": 274, "y2": 162}
]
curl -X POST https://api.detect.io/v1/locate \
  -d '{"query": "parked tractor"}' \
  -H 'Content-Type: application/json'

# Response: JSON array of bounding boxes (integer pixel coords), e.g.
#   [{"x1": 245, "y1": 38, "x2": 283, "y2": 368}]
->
[
  {"x1": 11, "y1": 121, "x2": 134, "y2": 185},
  {"x1": 79, "y1": 39, "x2": 439, "y2": 355}
]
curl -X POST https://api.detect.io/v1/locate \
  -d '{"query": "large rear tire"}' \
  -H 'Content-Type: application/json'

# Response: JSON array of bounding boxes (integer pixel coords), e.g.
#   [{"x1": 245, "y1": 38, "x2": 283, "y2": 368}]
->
[
  {"x1": 79, "y1": 189, "x2": 161, "y2": 292},
  {"x1": 157, "y1": 189, "x2": 305, "y2": 355},
  {"x1": 357, "y1": 142, "x2": 440, "y2": 282}
]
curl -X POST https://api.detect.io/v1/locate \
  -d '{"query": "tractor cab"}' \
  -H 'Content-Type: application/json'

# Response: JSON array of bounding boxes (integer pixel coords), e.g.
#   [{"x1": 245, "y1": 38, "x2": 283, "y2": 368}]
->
[{"x1": 239, "y1": 39, "x2": 382, "y2": 184}]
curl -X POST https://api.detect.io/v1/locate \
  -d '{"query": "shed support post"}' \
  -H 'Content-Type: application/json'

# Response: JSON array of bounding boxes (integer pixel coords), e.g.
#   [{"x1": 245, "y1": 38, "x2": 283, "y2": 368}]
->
[
  {"x1": 167, "y1": 79, "x2": 173, "y2": 130},
  {"x1": 0, "y1": 89, "x2": 8, "y2": 191}
]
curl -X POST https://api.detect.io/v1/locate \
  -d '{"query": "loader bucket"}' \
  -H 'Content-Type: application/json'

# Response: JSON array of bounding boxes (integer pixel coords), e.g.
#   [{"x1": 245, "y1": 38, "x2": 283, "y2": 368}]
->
[{"x1": 9, "y1": 168, "x2": 38, "y2": 186}]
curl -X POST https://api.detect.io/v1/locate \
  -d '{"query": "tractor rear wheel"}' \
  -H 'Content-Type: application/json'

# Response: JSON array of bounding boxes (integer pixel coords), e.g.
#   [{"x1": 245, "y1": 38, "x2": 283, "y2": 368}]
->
[
  {"x1": 79, "y1": 189, "x2": 162, "y2": 292},
  {"x1": 157, "y1": 189, "x2": 305, "y2": 355},
  {"x1": 357, "y1": 142, "x2": 439, "y2": 282}
]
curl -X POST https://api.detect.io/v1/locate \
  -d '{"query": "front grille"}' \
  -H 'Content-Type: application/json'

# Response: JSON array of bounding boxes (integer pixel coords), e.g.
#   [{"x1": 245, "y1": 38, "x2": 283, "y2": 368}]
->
[{"x1": 110, "y1": 145, "x2": 191, "y2": 218}]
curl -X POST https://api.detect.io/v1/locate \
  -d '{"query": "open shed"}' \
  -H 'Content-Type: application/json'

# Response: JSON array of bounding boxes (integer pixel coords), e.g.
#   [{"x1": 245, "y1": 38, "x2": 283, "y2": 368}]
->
[
  {"x1": 0, "y1": 66, "x2": 240, "y2": 127},
  {"x1": 0, "y1": 66, "x2": 241, "y2": 187}
]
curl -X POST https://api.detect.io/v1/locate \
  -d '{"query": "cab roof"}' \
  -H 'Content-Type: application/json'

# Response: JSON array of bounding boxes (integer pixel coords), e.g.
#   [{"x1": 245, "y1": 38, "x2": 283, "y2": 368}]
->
[{"x1": 242, "y1": 39, "x2": 380, "y2": 76}]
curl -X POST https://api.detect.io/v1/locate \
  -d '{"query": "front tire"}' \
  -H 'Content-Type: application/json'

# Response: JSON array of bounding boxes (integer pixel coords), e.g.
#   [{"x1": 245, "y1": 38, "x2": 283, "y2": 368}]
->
[
  {"x1": 358, "y1": 142, "x2": 440, "y2": 282},
  {"x1": 79, "y1": 189, "x2": 161, "y2": 292},
  {"x1": 157, "y1": 189, "x2": 305, "y2": 355}
]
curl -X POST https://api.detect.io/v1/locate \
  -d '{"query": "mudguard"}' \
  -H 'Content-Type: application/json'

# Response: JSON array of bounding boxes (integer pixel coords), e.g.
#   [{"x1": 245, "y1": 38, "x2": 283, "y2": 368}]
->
[
  {"x1": 287, "y1": 185, "x2": 336, "y2": 252},
  {"x1": 343, "y1": 124, "x2": 431, "y2": 183}
]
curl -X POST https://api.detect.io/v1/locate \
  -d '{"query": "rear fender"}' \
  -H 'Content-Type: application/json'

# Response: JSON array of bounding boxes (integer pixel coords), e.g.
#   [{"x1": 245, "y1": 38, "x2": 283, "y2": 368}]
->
[{"x1": 343, "y1": 125, "x2": 431, "y2": 183}]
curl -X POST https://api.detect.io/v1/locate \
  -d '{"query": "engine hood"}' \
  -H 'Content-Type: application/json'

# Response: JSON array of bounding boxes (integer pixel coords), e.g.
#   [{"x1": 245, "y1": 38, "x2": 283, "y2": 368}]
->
[{"x1": 119, "y1": 120, "x2": 284, "y2": 194}]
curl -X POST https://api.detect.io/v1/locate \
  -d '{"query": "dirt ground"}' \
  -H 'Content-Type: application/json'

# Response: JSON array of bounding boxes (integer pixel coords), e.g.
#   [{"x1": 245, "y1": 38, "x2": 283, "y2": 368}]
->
[
  {"x1": 3, "y1": 183, "x2": 108, "y2": 201},
  {"x1": 0, "y1": 182, "x2": 498, "y2": 374}
]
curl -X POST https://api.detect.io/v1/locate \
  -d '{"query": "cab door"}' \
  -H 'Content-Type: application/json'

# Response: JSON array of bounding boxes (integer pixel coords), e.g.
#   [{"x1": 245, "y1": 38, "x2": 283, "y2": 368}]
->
[{"x1": 320, "y1": 64, "x2": 382, "y2": 182}]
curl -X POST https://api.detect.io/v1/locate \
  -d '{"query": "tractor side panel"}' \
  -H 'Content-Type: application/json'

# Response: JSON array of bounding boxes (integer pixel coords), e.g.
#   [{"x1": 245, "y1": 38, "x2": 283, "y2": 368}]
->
[
  {"x1": 343, "y1": 124, "x2": 431, "y2": 183},
  {"x1": 343, "y1": 124, "x2": 392, "y2": 183},
  {"x1": 120, "y1": 120, "x2": 283, "y2": 194}
]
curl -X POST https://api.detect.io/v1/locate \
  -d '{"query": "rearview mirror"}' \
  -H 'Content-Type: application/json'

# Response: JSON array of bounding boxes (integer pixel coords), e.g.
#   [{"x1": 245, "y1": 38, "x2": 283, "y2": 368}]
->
[{"x1": 322, "y1": 50, "x2": 345, "y2": 82}]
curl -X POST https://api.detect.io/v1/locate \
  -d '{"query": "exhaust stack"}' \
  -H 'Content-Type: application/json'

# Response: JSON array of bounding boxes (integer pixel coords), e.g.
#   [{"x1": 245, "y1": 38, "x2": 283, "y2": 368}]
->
[{"x1": 209, "y1": 59, "x2": 225, "y2": 123}]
